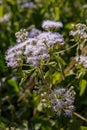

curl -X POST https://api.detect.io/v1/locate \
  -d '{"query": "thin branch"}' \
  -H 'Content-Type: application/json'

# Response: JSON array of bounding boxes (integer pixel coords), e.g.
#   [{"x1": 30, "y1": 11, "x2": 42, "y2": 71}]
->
[{"x1": 74, "y1": 112, "x2": 87, "y2": 123}]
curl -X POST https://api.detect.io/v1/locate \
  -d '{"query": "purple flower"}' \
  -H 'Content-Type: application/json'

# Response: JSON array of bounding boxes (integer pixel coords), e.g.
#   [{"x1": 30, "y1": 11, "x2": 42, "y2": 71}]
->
[
  {"x1": 46, "y1": 86, "x2": 76, "y2": 117},
  {"x1": 5, "y1": 20, "x2": 65, "y2": 68},
  {"x1": 52, "y1": 99, "x2": 57, "y2": 104},
  {"x1": 37, "y1": 32, "x2": 64, "y2": 47},
  {"x1": 42, "y1": 20, "x2": 63, "y2": 31},
  {"x1": 53, "y1": 105, "x2": 60, "y2": 111},
  {"x1": 54, "y1": 88, "x2": 65, "y2": 95},
  {"x1": 29, "y1": 28, "x2": 42, "y2": 38},
  {"x1": 64, "y1": 109, "x2": 72, "y2": 116}
]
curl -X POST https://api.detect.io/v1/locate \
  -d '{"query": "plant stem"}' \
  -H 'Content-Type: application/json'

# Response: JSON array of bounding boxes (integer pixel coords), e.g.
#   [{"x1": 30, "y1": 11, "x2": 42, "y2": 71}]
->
[
  {"x1": 74, "y1": 112, "x2": 87, "y2": 123},
  {"x1": 55, "y1": 42, "x2": 78, "y2": 55}
]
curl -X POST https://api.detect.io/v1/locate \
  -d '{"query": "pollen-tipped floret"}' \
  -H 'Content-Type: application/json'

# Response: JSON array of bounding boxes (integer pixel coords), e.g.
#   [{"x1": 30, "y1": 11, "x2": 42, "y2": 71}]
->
[{"x1": 15, "y1": 29, "x2": 29, "y2": 43}]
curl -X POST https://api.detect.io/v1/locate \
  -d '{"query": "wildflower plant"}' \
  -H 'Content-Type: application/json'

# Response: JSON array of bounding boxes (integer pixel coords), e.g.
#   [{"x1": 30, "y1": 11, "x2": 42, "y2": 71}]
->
[
  {"x1": 4, "y1": 20, "x2": 87, "y2": 129},
  {"x1": 5, "y1": 20, "x2": 75, "y2": 113}
]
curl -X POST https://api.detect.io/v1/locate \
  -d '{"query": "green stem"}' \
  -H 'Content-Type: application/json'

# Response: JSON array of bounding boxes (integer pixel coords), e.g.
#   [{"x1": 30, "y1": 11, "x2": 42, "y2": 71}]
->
[{"x1": 55, "y1": 42, "x2": 78, "y2": 55}]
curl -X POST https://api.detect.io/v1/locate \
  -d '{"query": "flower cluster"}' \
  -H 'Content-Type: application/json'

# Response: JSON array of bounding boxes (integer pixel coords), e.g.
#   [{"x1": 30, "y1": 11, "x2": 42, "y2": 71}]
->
[
  {"x1": 5, "y1": 20, "x2": 65, "y2": 67},
  {"x1": 37, "y1": 32, "x2": 64, "y2": 47},
  {"x1": 24, "y1": 38, "x2": 50, "y2": 66},
  {"x1": 41, "y1": 86, "x2": 76, "y2": 117},
  {"x1": 42, "y1": 20, "x2": 63, "y2": 31},
  {"x1": 5, "y1": 37, "x2": 50, "y2": 67},
  {"x1": 70, "y1": 23, "x2": 87, "y2": 40},
  {"x1": 75, "y1": 55, "x2": 87, "y2": 68}
]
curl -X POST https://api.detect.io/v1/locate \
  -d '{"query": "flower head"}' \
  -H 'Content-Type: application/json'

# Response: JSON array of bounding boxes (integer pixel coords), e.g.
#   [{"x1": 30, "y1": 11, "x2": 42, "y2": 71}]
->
[
  {"x1": 5, "y1": 20, "x2": 65, "y2": 68},
  {"x1": 42, "y1": 20, "x2": 63, "y2": 31},
  {"x1": 37, "y1": 32, "x2": 64, "y2": 47},
  {"x1": 41, "y1": 86, "x2": 76, "y2": 117}
]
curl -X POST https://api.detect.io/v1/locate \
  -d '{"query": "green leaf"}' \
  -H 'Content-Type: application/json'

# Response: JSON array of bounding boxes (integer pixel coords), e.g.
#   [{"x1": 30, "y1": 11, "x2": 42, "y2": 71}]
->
[
  {"x1": 80, "y1": 126, "x2": 87, "y2": 130},
  {"x1": 57, "y1": 56, "x2": 66, "y2": 66},
  {"x1": 52, "y1": 72, "x2": 62, "y2": 85},
  {"x1": 7, "y1": 79, "x2": 19, "y2": 95},
  {"x1": 0, "y1": 122, "x2": 6, "y2": 130},
  {"x1": 40, "y1": 9, "x2": 45, "y2": 15},
  {"x1": 54, "y1": 7, "x2": 60, "y2": 20},
  {"x1": 79, "y1": 79, "x2": 87, "y2": 96},
  {"x1": 0, "y1": 6, "x2": 3, "y2": 18},
  {"x1": 44, "y1": 71, "x2": 50, "y2": 79},
  {"x1": 19, "y1": 68, "x2": 35, "y2": 86},
  {"x1": 65, "y1": 22, "x2": 73, "y2": 29}
]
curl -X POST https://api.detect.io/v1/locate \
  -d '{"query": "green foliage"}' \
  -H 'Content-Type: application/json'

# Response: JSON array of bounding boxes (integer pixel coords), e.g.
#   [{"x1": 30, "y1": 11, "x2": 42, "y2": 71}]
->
[
  {"x1": 0, "y1": 6, "x2": 3, "y2": 17},
  {"x1": 79, "y1": 79, "x2": 87, "y2": 96},
  {"x1": 7, "y1": 79, "x2": 19, "y2": 95},
  {"x1": 52, "y1": 72, "x2": 62, "y2": 85},
  {"x1": 80, "y1": 126, "x2": 87, "y2": 130}
]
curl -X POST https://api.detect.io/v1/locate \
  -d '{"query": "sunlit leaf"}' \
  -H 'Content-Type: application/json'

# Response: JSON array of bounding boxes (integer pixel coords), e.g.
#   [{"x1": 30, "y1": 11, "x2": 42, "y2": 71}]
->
[
  {"x1": 52, "y1": 72, "x2": 62, "y2": 85},
  {"x1": 0, "y1": 6, "x2": 3, "y2": 18},
  {"x1": 54, "y1": 7, "x2": 60, "y2": 20},
  {"x1": 80, "y1": 126, "x2": 87, "y2": 130},
  {"x1": 65, "y1": 23, "x2": 73, "y2": 29},
  {"x1": 58, "y1": 56, "x2": 66, "y2": 66},
  {"x1": 7, "y1": 79, "x2": 19, "y2": 94},
  {"x1": 79, "y1": 79, "x2": 87, "y2": 96},
  {"x1": 0, "y1": 122, "x2": 6, "y2": 130}
]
